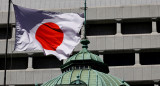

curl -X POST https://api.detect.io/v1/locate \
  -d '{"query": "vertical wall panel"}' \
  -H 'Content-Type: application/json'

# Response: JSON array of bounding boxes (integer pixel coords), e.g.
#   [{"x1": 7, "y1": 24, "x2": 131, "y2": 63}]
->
[
  {"x1": 141, "y1": 0, "x2": 147, "y2": 5},
  {"x1": 150, "y1": 35, "x2": 159, "y2": 48},
  {"x1": 123, "y1": 36, "x2": 133, "y2": 49},
  {"x1": 2, "y1": 12, "x2": 7, "y2": 23},
  {"x1": 110, "y1": 0, "x2": 116, "y2": 6},
  {"x1": 16, "y1": 71, "x2": 26, "y2": 84},
  {"x1": 150, "y1": 5, "x2": 159, "y2": 17},
  {"x1": 106, "y1": 7, "x2": 115, "y2": 19},
  {"x1": 0, "y1": 72, "x2": 4, "y2": 84},
  {"x1": 51, "y1": 69, "x2": 62, "y2": 78},
  {"x1": 97, "y1": 36, "x2": 106, "y2": 50},
  {"x1": 132, "y1": 6, "x2": 141, "y2": 18},
  {"x1": 106, "y1": 36, "x2": 115, "y2": 50},
  {"x1": 10, "y1": 71, "x2": 17, "y2": 84},
  {"x1": 140, "y1": 5, "x2": 150, "y2": 17},
  {"x1": 152, "y1": 0, "x2": 158, "y2": 5},
  {"x1": 123, "y1": 7, "x2": 132, "y2": 18},
  {"x1": 133, "y1": 67, "x2": 143, "y2": 80},
  {"x1": 142, "y1": 66, "x2": 152, "y2": 80},
  {"x1": 25, "y1": 0, "x2": 31, "y2": 8},
  {"x1": 96, "y1": 0, "x2": 101, "y2": 7},
  {"x1": 101, "y1": 0, "x2": 106, "y2": 7},
  {"x1": 114, "y1": 68, "x2": 124, "y2": 79},
  {"x1": 87, "y1": 8, "x2": 97, "y2": 20},
  {"x1": 42, "y1": 70, "x2": 52, "y2": 82},
  {"x1": 97, "y1": 7, "x2": 106, "y2": 19},
  {"x1": 126, "y1": 0, "x2": 131, "y2": 6},
  {"x1": 123, "y1": 67, "x2": 134, "y2": 80},
  {"x1": 0, "y1": 0, "x2": 2, "y2": 11},
  {"x1": 121, "y1": 0, "x2": 126, "y2": 6},
  {"x1": 141, "y1": 35, "x2": 151, "y2": 48},
  {"x1": 25, "y1": 71, "x2": 34, "y2": 84},
  {"x1": 55, "y1": 0, "x2": 60, "y2": 9},
  {"x1": 115, "y1": 36, "x2": 123, "y2": 49},
  {"x1": 88, "y1": 37, "x2": 97, "y2": 50},
  {"x1": 146, "y1": 0, "x2": 152, "y2": 5},
  {"x1": 1, "y1": 0, "x2": 7, "y2": 11},
  {"x1": 133, "y1": 35, "x2": 142, "y2": 48},
  {"x1": 115, "y1": 7, "x2": 123, "y2": 18},
  {"x1": 115, "y1": 0, "x2": 121, "y2": 6},
  {"x1": 106, "y1": 0, "x2": 111, "y2": 7},
  {"x1": 0, "y1": 13, "x2": 2, "y2": 23},
  {"x1": 34, "y1": 71, "x2": 43, "y2": 84},
  {"x1": 151, "y1": 66, "x2": 160, "y2": 79}
]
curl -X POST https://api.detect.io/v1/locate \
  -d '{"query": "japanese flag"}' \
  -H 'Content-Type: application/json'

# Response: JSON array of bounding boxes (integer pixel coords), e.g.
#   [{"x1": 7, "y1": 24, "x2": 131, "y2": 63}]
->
[{"x1": 13, "y1": 4, "x2": 84, "y2": 60}]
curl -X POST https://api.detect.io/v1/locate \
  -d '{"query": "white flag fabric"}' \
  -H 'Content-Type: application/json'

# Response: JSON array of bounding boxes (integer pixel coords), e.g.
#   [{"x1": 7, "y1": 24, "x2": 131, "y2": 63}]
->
[{"x1": 13, "y1": 4, "x2": 84, "y2": 60}]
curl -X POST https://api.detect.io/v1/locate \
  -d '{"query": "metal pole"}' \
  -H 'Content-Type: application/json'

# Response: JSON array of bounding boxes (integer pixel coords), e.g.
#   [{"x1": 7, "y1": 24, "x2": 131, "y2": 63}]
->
[
  {"x1": 4, "y1": 0, "x2": 11, "y2": 85},
  {"x1": 84, "y1": 0, "x2": 87, "y2": 39}
]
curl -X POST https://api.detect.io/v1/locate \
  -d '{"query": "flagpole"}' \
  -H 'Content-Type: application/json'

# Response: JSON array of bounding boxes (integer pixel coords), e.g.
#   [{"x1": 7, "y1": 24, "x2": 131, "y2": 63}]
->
[
  {"x1": 84, "y1": 0, "x2": 87, "y2": 39},
  {"x1": 4, "y1": 0, "x2": 11, "y2": 85}
]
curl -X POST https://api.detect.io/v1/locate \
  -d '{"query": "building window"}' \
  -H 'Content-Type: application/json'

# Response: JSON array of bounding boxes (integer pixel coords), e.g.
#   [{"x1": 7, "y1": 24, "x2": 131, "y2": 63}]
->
[
  {"x1": 0, "y1": 57, "x2": 28, "y2": 70},
  {"x1": 121, "y1": 20, "x2": 152, "y2": 34},
  {"x1": 33, "y1": 55, "x2": 63, "y2": 69},
  {"x1": 127, "y1": 80, "x2": 155, "y2": 86},
  {"x1": 0, "y1": 24, "x2": 12, "y2": 39},
  {"x1": 140, "y1": 52, "x2": 160, "y2": 65},
  {"x1": 86, "y1": 23, "x2": 116, "y2": 36},
  {"x1": 104, "y1": 53, "x2": 135, "y2": 66},
  {"x1": 156, "y1": 21, "x2": 160, "y2": 33}
]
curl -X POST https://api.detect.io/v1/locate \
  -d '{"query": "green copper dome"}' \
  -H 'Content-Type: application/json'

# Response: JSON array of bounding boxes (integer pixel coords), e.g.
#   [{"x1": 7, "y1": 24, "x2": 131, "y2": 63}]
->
[
  {"x1": 60, "y1": 39, "x2": 109, "y2": 73},
  {"x1": 41, "y1": 39, "x2": 130, "y2": 86},
  {"x1": 41, "y1": 69, "x2": 129, "y2": 86},
  {"x1": 65, "y1": 39, "x2": 103, "y2": 63}
]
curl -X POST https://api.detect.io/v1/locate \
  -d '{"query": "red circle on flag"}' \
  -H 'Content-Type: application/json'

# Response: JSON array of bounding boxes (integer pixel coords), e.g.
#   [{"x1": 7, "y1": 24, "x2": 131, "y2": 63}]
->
[{"x1": 35, "y1": 22, "x2": 64, "y2": 51}]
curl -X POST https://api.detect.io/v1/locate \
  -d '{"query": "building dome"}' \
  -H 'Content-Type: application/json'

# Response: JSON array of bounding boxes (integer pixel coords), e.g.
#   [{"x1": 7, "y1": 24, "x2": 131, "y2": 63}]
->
[
  {"x1": 41, "y1": 69, "x2": 129, "y2": 86},
  {"x1": 61, "y1": 39, "x2": 109, "y2": 73},
  {"x1": 41, "y1": 39, "x2": 130, "y2": 86},
  {"x1": 64, "y1": 48, "x2": 103, "y2": 63}
]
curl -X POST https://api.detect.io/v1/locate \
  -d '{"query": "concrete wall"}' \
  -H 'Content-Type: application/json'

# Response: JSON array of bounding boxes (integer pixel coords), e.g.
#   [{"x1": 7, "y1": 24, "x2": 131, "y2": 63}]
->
[
  {"x1": 1, "y1": 0, "x2": 160, "y2": 12},
  {"x1": 1, "y1": 5, "x2": 160, "y2": 23},
  {"x1": 1, "y1": 31, "x2": 160, "y2": 54},
  {"x1": 0, "y1": 69, "x2": 61, "y2": 85},
  {"x1": 0, "y1": 65, "x2": 160, "y2": 85}
]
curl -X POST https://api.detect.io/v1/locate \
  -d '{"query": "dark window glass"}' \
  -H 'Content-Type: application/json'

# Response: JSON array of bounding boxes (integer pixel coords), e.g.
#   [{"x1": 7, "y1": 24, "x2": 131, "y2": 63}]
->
[
  {"x1": 15, "y1": 84, "x2": 37, "y2": 86},
  {"x1": 104, "y1": 53, "x2": 135, "y2": 66},
  {"x1": 140, "y1": 52, "x2": 160, "y2": 65},
  {"x1": 130, "y1": 84, "x2": 154, "y2": 86},
  {"x1": 127, "y1": 81, "x2": 154, "y2": 86},
  {"x1": 0, "y1": 57, "x2": 28, "y2": 70},
  {"x1": 157, "y1": 21, "x2": 160, "y2": 33},
  {"x1": 0, "y1": 25, "x2": 12, "y2": 39},
  {"x1": 121, "y1": 22, "x2": 152, "y2": 34},
  {"x1": 33, "y1": 56, "x2": 63, "y2": 69},
  {"x1": 86, "y1": 23, "x2": 116, "y2": 36}
]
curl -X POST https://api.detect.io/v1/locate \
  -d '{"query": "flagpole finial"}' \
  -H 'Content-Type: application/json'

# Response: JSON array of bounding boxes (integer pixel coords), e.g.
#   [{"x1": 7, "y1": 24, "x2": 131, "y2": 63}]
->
[{"x1": 81, "y1": 38, "x2": 90, "y2": 49}]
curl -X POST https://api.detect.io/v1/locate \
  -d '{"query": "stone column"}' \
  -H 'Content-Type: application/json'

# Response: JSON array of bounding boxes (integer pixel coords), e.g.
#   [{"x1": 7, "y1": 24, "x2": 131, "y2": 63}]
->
[
  {"x1": 99, "y1": 54, "x2": 104, "y2": 61},
  {"x1": 154, "y1": 80, "x2": 160, "y2": 86},
  {"x1": 116, "y1": 19, "x2": 122, "y2": 35},
  {"x1": 154, "y1": 84, "x2": 158, "y2": 86},
  {"x1": 98, "y1": 51, "x2": 104, "y2": 61},
  {"x1": 152, "y1": 18, "x2": 158, "y2": 34},
  {"x1": 134, "y1": 49, "x2": 141, "y2": 66},
  {"x1": 27, "y1": 53, "x2": 33, "y2": 70}
]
